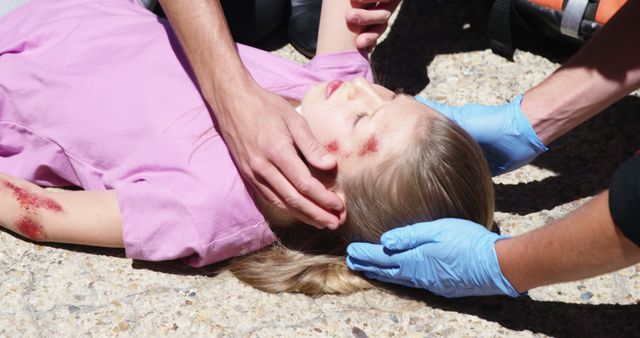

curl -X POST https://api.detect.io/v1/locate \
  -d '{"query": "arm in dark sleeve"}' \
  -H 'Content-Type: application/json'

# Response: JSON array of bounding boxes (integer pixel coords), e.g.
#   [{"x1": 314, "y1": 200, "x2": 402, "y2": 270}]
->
[{"x1": 609, "y1": 153, "x2": 640, "y2": 247}]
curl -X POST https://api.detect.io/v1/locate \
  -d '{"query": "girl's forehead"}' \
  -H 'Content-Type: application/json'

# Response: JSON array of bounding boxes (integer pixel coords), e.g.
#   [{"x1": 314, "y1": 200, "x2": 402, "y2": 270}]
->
[
  {"x1": 367, "y1": 102, "x2": 433, "y2": 154},
  {"x1": 369, "y1": 99, "x2": 430, "y2": 134}
]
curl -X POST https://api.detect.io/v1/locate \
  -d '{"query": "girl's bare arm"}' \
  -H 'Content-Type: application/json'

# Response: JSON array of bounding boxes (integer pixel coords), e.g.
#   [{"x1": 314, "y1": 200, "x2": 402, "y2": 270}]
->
[
  {"x1": 316, "y1": 0, "x2": 366, "y2": 55},
  {"x1": 0, "y1": 174, "x2": 123, "y2": 248}
]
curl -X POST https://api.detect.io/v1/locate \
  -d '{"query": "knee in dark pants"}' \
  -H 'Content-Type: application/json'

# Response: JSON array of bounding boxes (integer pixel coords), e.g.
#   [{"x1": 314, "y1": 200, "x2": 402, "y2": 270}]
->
[
  {"x1": 288, "y1": 0, "x2": 322, "y2": 57},
  {"x1": 220, "y1": 0, "x2": 290, "y2": 50},
  {"x1": 154, "y1": 0, "x2": 323, "y2": 57},
  {"x1": 224, "y1": 0, "x2": 323, "y2": 57}
]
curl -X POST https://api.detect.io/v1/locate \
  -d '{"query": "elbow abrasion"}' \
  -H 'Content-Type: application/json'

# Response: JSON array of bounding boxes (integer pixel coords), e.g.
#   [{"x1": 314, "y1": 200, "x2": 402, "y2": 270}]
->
[
  {"x1": 1, "y1": 180, "x2": 64, "y2": 241},
  {"x1": 609, "y1": 153, "x2": 640, "y2": 247}
]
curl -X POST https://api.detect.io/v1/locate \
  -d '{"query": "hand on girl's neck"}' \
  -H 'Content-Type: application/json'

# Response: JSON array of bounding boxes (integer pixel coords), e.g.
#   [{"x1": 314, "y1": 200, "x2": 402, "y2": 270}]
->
[
  {"x1": 252, "y1": 193, "x2": 298, "y2": 228},
  {"x1": 259, "y1": 96, "x2": 336, "y2": 228},
  {"x1": 253, "y1": 176, "x2": 341, "y2": 230}
]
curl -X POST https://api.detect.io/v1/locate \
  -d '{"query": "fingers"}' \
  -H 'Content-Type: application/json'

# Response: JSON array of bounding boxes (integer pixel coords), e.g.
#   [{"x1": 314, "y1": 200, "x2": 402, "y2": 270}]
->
[
  {"x1": 355, "y1": 24, "x2": 387, "y2": 49},
  {"x1": 347, "y1": 0, "x2": 400, "y2": 49},
  {"x1": 286, "y1": 118, "x2": 345, "y2": 212},
  {"x1": 253, "y1": 177, "x2": 332, "y2": 230},
  {"x1": 219, "y1": 89, "x2": 343, "y2": 229},
  {"x1": 346, "y1": 255, "x2": 399, "y2": 277},
  {"x1": 288, "y1": 116, "x2": 336, "y2": 171},
  {"x1": 346, "y1": 243, "x2": 423, "y2": 286},
  {"x1": 380, "y1": 222, "x2": 439, "y2": 250},
  {"x1": 252, "y1": 175, "x2": 330, "y2": 229},
  {"x1": 346, "y1": 8, "x2": 391, "y2": 26},
  {"x1": 251, "y1": 152, "x2": 341, "y2": 229},
  {"x1": 270, "y1": 143, "x2": 343, "y2": 214},
  {"x1": 364, "y1": 272, "x2": 416, "y2": 289},
  {"x1": 347, "y1": 242, "x2": 400, "y2": 267}
]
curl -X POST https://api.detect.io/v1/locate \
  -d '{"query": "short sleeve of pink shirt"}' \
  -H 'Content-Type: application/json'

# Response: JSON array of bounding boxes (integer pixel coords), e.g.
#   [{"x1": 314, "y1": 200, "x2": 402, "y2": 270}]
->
[{"x1": 0, "y1": 0, "x2": 372, "y2": 267}]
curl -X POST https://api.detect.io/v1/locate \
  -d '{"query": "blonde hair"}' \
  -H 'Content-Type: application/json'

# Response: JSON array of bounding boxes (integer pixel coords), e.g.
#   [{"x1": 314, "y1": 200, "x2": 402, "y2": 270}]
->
[{"x1": 229, "y1": 113, "x2": 494, "y2": 295}]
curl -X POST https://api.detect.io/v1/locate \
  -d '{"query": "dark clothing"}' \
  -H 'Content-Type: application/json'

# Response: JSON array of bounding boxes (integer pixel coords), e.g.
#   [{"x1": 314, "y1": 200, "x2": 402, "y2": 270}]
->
[
  {"x1": 286, "y1": 0, "x2": 322, "y2": 57},
  {"x1": 154, "y1": 0, "x2": 321, "y2": 57},
  {"x1": 220, "y1": 0, "x2": 289, "y2": 50},
  {"x1": 610, "y1": 152, "x2": 640, "y2": 247}
]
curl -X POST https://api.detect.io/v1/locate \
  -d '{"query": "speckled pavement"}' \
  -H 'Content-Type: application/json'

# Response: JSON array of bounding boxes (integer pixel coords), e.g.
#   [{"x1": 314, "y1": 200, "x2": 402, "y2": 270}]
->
[{"x1": 2, "y1": 1, "x2": 640, "y2": 337}]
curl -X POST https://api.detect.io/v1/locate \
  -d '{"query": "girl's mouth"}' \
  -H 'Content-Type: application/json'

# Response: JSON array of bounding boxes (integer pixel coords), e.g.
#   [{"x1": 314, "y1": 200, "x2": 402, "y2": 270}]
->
[{"x1": 324, "y1": 80, "x2": 343, "y2": 99}]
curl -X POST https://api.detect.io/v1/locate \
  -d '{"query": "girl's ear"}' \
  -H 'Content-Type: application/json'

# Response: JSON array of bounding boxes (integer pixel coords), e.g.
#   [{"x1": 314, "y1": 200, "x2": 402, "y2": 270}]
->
[
  {"x1": 307, "y1": 166, "x2": 346, "y2": 223},
  {"x1": 335, "y1": 191, "x2": 347, "y2": 225}
]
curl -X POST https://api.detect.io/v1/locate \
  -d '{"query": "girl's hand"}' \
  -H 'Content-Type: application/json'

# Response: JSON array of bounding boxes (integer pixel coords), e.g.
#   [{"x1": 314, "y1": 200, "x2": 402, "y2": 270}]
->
[{"x1": 346, "y1": 0, "x2": 402, "y2": 50}]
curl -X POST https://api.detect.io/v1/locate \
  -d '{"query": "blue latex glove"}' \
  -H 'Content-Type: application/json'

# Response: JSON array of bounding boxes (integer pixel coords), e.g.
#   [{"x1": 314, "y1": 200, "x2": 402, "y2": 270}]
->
[
  {"x1": 416, "y1": 95, "x2": 548, "y2": 175},
  {"x1": 346, "y1": 218, "x2": 522, "y2": 298}
]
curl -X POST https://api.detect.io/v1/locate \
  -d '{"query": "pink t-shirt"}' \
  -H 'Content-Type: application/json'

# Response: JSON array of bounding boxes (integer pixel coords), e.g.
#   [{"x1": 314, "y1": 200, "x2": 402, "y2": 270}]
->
[{"x1": 0, "y1": 0, "x2": 372, "y2": 267}]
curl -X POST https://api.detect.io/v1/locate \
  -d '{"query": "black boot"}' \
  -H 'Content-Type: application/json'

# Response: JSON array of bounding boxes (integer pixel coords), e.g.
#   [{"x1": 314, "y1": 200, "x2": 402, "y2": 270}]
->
[{"x1": 288, "y1": 0, "x2": 322, "y2": 58}]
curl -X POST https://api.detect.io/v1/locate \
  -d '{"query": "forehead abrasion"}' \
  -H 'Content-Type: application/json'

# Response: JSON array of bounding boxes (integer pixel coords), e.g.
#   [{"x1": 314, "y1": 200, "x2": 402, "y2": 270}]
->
[{"x1": 358, "y1": 135, "x2": 379, "y2": 157}]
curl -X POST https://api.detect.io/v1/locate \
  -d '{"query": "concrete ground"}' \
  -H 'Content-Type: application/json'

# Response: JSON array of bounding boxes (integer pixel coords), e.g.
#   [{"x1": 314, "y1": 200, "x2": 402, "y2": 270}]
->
[{"x1": 2, "y1": 1, "x2": 640, "y2": 337}]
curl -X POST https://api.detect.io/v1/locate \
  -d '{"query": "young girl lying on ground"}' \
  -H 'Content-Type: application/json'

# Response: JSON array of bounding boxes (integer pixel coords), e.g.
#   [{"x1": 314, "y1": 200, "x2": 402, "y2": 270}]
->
[{"x1": 0, "y1": 0, "x2": 494, "y2": 295}]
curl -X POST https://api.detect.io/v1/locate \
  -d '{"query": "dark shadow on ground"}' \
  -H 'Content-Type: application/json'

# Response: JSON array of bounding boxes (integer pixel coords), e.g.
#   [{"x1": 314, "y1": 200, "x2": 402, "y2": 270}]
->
[
  {"x1": 371, "y1": 0, "x2": 493, "y2": 94},
  {"x1": 131, "y1": 259, "x2": 227, "y2": 277},
  {"x1": 400, "y1": 289, "x2": 640, "y2": 338},
  {"x1": 372, "y1": 0, "x2": 581, "y2": 93},
  {"x1": 495, "y1": 96, "x2": 640, "y2": 215}
]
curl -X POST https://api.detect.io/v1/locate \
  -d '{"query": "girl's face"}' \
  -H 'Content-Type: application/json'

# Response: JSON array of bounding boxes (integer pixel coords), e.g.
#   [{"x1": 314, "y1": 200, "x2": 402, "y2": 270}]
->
[{"x1": 301, "y1": 77, "x2": 437, "y2": 172}]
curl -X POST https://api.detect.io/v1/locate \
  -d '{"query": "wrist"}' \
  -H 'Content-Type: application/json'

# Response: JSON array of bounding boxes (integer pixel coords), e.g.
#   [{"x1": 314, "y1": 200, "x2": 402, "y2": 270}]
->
[
  {"x1": 520, "y1": 66, "x2": 609, "y2": 145},
  {"x1": 495, "y1": 236, "x2": 530, "y2": 294},
  {"x1": 205, "y1": 69, "x2": 258, "y2": 113},
  {"x1": 520, "y1": 87, "x2": 567, "y2": 145},
  {"x1": 510, "y1": 95, "x2": 548, "y2": 150}
]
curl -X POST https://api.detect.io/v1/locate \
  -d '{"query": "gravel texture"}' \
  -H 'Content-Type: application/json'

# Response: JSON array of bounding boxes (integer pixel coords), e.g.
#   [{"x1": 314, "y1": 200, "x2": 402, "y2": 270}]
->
[{"x1": 2, "y1": 1, "x2": 640, "y2": 337}]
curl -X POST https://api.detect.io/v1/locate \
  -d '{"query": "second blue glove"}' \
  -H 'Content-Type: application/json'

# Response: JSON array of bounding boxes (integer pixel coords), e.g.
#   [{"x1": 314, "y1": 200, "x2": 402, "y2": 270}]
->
[
  {"x1": 346, "y1": 218, "x2": 523, "y2": 298},
  {"x1": 416, "y1": 95, "x2": 547, "y2": 175}
]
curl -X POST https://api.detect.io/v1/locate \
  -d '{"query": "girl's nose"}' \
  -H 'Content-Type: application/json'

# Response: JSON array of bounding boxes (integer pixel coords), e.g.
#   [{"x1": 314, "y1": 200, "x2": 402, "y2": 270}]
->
[{"x1": 351, "y1": 77, "x2": 384, "y2": 103}]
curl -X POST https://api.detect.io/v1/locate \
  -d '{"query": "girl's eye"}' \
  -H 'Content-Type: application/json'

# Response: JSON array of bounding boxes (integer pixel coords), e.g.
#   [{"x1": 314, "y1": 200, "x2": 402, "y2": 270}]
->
[{"x1": 353, "y1": 112, "x2": 367, "y2": 126}]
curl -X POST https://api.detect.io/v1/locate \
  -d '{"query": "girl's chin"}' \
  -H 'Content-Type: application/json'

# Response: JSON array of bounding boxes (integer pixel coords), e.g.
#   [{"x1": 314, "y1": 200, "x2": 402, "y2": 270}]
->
[{"x1": 300, "y1": 83, "x2": 327, "y2": 113}]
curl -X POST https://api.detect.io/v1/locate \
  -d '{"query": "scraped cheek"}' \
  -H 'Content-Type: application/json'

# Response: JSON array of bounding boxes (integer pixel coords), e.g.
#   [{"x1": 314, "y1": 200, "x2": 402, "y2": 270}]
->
[
  {"x1": 358, "y1": 135, "x2": 379, "y2": 157},
  {"x1": 324, "y1": 140, "x2": 340, "y2": 154},
  {"x1": 324, "y1": 140, "x2": 356, "y2": 159}
]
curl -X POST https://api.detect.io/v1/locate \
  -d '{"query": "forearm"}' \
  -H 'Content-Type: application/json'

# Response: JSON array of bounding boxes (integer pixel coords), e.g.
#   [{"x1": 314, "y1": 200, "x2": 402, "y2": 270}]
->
[
  {"x1": 0, "y1": 174, "x2": 123, "y2": 248},
  {"x1": 158, "y1": 0, "x2": 255, "y2": 104},
  {"x1": 0, "y1": 175, "x2": 24, "y2": 233},
  {"x1": 521, "y1": 0, "x2": 640, "y2": 144},
  {"x1": 161, "y1": 1, "x2": 343, "y2": 229},
  {"x1": 316, "y1": 0, "x2": 366, "y2": 55},
  {"x1": 496, "y1": 191, "x2": 640, "y2": 292}
]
